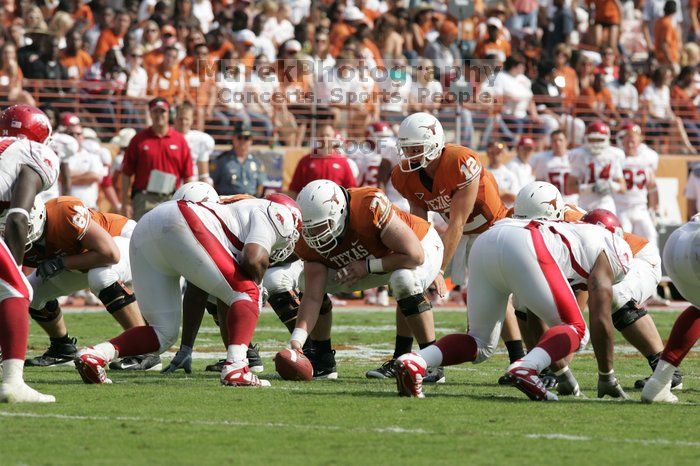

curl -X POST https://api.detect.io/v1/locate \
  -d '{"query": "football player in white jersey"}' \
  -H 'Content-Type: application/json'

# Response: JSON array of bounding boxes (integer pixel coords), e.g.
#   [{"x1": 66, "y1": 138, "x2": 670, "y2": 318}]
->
[
  {"x1": 73, "y1": 195, "x2": 301, "y2": 387},
  {"x1": 40, "y1": 109, "x2": 79, "y2": 201},
  {"x1": 567, "y1": 121, "x2": 626, "y2": 212},
  {"x1": 642, "y1": 215, "x2": 700, "y2": 403},
  {"x1": 614, "y1": 123, "x2": 659, "y2": 244},
  {"x1": 174, "y1": 101, "x2": 215, "y2": 185},
  {"x1": 486, "y1": 141, "x2": 518, "y2": 206},
  {"x1": 351, "y1": 122, "x2": 393, "y2": 188},
  {"x1": 376, "y1": 126, "x2": 410, "y2": 213},
  {"x1": 530, "y1": 130, "x2": 579, "y2": 204},
  {"x1": 0, "y1": 104, "x2": 60, "y2": 403},
  {"x1": 395, "y1": 202, "x2": 632, "y2": 400},
  {"x1": 505, "y1": 136, "x2": 536, "y2": 192}
]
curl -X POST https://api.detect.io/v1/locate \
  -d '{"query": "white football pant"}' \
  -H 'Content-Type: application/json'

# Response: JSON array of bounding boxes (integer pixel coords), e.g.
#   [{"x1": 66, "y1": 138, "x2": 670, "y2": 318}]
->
[{"x1": 618, "y1": 204, "x2": 658, "y2": 248}]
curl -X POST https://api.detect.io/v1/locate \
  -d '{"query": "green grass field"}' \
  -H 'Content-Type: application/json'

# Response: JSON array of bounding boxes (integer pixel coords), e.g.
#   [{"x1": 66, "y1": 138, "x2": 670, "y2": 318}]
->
[{"x1": 1, "y1": 306, "x2": 698, "y2": 465}]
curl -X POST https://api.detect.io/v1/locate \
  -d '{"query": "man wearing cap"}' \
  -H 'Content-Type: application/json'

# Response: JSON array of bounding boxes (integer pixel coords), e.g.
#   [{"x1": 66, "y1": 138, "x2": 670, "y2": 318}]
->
[
  {"x1": 474, "y1": 17, "x2": 512, "y2": 62},
  {"x1": 234, "y1": 29, "x2": 257, "y2": 70},
  {"x1": 506, "y1": 136, "x2": 536, "y2": 192},
  {"x1": 329, "y1": 6, "x2": 366, "y2": 56},
  {"x1": 121, "y1": 98, "x2": 194, "y2": 220},
  {"x1": 210, "y1": 121, "x2": 267, "y2": 197}
]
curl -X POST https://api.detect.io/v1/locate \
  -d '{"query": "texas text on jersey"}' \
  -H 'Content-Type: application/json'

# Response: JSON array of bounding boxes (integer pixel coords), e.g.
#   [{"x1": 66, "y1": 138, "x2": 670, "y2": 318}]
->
[
  {"x1": 294, "y1": 187, "x2": 430, "y2": 269},
  {"x1": 390, "y1": 144, "x2": 507, "y2": 234}
]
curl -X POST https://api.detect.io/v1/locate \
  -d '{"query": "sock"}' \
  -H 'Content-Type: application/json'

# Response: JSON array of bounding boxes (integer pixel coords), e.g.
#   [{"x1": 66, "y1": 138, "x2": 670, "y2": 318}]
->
[
  {"x1": 1, "y1": 359, "x2": 24, "y2": 385},
  {"x1": 0, "y1": 297, "x2": 29, "y2": 360},
  {"x1": 646, "y1": 352, "x2": 661, "y2": 370},
  {"x1": 419, "y1": 345, "x2": 444, "y2": 368},
  {"x1": 393, "y1": 335, "x2": 413, "y2": 358},
  {"x1": 661, "y1": 306, "x2": 700, "y2": 367},
  {"x1": 226, "y1": 343, "x2": 248, "y2": 365},
  {"x1": 418, "y1": 339, "x2": 436, "y2": 350},
  {"x1": 50, "y1": 334, "x2": 73, "y2": 345},
  {"x1": 653, "y1": 360, "x2": 677, "y2": 386},
  {"x1": 519, "y1": 347, "x2": 551, "y2": 372},
  {"x1": 533, "y1": 325, "x2": 580, "y2": 366},
  {"x1": 109, "y1": 326, "x2": 160, "y2": 359},
  {"x1": 225, "y1": 299, "x2": 259, "y2": 347},
  {"x1": 505, "y1": 339, "x2": 526, "y2": 363},
  {"x1": 93, "y1": 342, "x2": 117, "y2": 361},
  {"x1": 311, "y1": 338, "x2": 332, "y2": 353},
  {"x1": 554, "y1": 366, "x2": 577, "y2": 386},
  {"x1": 434, "y1": 333, "x2": 478, "y2": 366}
]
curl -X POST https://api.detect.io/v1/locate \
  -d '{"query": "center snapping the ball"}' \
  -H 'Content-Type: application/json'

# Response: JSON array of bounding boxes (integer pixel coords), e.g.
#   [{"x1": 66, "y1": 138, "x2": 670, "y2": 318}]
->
[{"x1": 274, "y1": 348, "x2": 313, "y2": 381}]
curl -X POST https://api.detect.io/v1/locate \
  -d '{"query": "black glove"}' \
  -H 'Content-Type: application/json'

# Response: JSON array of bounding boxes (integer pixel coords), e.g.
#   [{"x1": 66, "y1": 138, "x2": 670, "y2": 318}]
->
[{"x1": 37, "y1": 257, "x2": 65, "y2": 280}]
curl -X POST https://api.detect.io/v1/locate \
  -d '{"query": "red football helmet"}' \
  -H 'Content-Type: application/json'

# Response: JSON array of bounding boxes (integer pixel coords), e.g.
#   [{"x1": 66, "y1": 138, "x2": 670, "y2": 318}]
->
[
  {"x1": 584, "y1": 121, "x2": 610, "y2": 155},
  {"x1": 581, "y1": 208, "x2": 623, "y2": 236},
  {"x1": 59, "y1": 112, "x2": 81, "y2": 128},
  {"x1": 365, "y1": 121, "x2": 394, "y2": 140},
  {"x1": 266, "y1": 192, "x2": 301, "y2": 233},
  {"x1": 0, "y1": 104, "x2": 52, "y2": 144},
  {"x1": 616, "y1": 121, "x2": 642, "y2": 144}
]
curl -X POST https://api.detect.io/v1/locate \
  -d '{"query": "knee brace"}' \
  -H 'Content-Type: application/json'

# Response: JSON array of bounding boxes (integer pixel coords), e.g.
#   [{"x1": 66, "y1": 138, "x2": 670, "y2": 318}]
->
[
  {"x1": 612, "y1": 301, "x2": 648, "y2": 332},
  {"x1": 29, "y1": 299, "x2": 61, "y2": 322},
  {"x1": 98, "y1": 281, "x2": 136, "y2": 314},
  {"x1": 514, "y1": 310, "x2": 528, "y2": 321},
  {"x1": 320, "y1": 294, "x2": 333, "y2": 315},
  {"x1": 397, "y1": 293, "x2": 432, "y2": 317},
  {"x1": 267, "y1": 290, "x2": 301, "y2": 326}
]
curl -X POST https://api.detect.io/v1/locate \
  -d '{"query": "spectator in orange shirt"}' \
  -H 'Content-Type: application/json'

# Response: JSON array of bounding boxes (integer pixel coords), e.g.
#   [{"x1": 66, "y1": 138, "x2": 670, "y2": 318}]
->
[
  {"x1": 208, "y1": 28, "x2": 235, "y2": 59},
  {"x1": 474, "y1": 17, "x2": 511, "y2": 62},
  {"x1": 654, "y1": 1, "x2": 681, "y2": 71},
  {"x1": 147, "y1": 45, "x2": 185, "y2": 104},
  {"x1": 552, "y1": 45, "x2": 579, "y2": 108},
  {"x1": 577, "y1": 72, "x2": 621, "y2": 121},
  {"x1": 329, "y1": 6, "x2": 364, "y2": 56},
  {"x1": 60, "y1": 29, "x2": 93, "y2": 80},
  {"x1": 183, "y1": 43, "x2": 217, "y2": 128},
  {"x1": 589, "y1": 0, "x2": 622, "y2": 49},
  {"x1": 234, "y1": 29, "x2": 256, "y2": 70},
  {"x1": 93, "y1": 10, "x2": 132, "y2": 62}
]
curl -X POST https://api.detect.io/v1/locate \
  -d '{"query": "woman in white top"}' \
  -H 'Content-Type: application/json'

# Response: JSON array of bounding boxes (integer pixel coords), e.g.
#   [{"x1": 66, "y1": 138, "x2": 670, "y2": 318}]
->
[
  {"x1": 140, "y1": 21, "x2": 163, "y2": 54},
  {"x1": 642, "y1": 66, "x2": 695, "y2": 153}
]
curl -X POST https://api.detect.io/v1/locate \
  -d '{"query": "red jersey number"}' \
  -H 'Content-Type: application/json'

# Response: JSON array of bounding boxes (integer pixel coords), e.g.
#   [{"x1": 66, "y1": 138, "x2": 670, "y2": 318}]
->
[{"x1": 623, "y1": 169, "x2": 647, "y2": 190}]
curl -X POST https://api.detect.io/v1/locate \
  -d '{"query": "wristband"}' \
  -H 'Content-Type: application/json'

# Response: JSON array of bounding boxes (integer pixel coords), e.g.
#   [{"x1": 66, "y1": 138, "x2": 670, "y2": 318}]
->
[
  {"x1": 290, "y1": 328, "x2": 308, "y2": 347},
  {"x1": 5, "y1": 207, "x2": 30, "y2": 220},
  {"x1": 368, "y1": 258, "x2": 384, "y2": 274}
]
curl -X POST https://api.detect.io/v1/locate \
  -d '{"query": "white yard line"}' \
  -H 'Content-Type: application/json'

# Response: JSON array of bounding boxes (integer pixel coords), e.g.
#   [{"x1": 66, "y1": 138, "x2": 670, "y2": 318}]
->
[{"x1": 1, "y1": 411, "x2": 698, "y2": 447}]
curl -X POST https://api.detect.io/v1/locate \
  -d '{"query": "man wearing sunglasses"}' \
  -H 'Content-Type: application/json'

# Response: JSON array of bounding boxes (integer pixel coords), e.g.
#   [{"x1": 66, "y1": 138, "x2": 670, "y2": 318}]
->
[{"x1": 210, "y1": 121, "x2": 267, "y2": 197}]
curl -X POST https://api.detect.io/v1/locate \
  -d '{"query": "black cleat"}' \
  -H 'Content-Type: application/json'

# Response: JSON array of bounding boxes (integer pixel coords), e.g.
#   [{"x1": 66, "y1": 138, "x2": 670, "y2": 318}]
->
[
  {"x1": 635, "y1": 369, "x2": 683, "y2": 391},
  {"x1": 366, "y1": 359, "x2": 396, "y2": 379},
  {"x1": 205, "y1": 359, "x2": 226, "y2": 372},
  {"x1": 109, "y1": 354, "x2": 162, "y2": 371},
  {"x1": 247, "y1": 343, "x2": 263, "y2": 373},
  {"x1": 423, "y1": 366, "x2": 446, "y2": 384},
  {"x1": 25, "y1": 337, "x2": 77, "y2": 367},
  {"x1": 309, "y1": 349, "x2": 338, "y2": 379}
]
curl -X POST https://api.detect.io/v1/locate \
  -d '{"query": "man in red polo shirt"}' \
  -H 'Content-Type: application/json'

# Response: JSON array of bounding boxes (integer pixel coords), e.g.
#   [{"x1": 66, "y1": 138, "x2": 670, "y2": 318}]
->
[
  {"x1": 288, "y1": 124, "x2": 357, "y2": 197},
  {"x1": 121, "y1": 98, "x2": 194, "y2": 220}
]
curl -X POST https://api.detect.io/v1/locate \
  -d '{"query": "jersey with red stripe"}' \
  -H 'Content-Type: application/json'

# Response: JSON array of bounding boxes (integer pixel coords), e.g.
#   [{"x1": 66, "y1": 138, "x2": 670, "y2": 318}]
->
[
  {"x1": 614, "y1": 154, "x2": 655, "y2": 209},
  {"x1": 0, "y1": 137, "x2": 60, "y2": 210},
  {"x1": 530, "y1": 150, "x2": 578, "y2": 204},
  {"x1": 177, "y1": 198, "x2": 296, "y2": 263},
  {"x1": 493, "y1": 218, "x2": 631, "y2": 287}
]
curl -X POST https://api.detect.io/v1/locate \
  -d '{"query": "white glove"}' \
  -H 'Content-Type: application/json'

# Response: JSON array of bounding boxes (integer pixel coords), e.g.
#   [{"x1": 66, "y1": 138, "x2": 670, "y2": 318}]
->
[{"x1": 593, "y1": 179, "x2": 612, "y2": 195}]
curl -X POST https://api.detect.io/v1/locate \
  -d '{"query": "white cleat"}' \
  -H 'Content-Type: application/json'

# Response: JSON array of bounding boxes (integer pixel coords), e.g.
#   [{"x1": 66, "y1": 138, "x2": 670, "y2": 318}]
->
[
  {"x1": 641, "y1": 376, "x2": 678, "y2": 404},
  {"x1": 0, "y1": 382, "x2": 55, "y2": 403}
]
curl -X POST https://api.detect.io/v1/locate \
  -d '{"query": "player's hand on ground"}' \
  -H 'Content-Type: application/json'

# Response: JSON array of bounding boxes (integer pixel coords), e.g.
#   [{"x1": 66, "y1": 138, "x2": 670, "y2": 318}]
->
[
  {"x1": 597, "y1": 372, "x2": 629, "y2": 400},
  {"x1": 432, "y1": 273, "x2": 448, "y2": 298},
  {"x1": 161, "y1": 347, "x2": 193, "y2": 374},
  {"x1": 335, "y1": 260, "x2": 368, "y2": 286},
  {"x1": 37, "y1": 257, "x2": 65, "y2": 280}
]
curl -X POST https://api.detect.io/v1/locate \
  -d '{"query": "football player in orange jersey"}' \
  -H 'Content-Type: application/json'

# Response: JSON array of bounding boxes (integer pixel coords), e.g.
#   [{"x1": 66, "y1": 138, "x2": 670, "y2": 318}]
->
[
  {"x1": 284, "y1": 180, "x2": 444, "y2": 380},
  {"x1": 511, "y1": 182, "x2": 682, "y2": 396},
  {"x1": 388, "y1": 112, "x2": 527, "y2": 375},
  {"x1": 18, "y1": 196, "x2": 148, "y2": 369}
]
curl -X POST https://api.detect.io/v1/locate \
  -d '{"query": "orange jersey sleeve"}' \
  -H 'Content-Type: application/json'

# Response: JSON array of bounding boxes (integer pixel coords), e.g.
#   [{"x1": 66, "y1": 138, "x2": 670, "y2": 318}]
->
[
  {"x1": 563, "y1": 204, "x2": 586, "y2": 222},
  {"x1": 89, "y1": 210, "x2": 129, "y2": 237},
  {"x1": 623, "y1": 232, "x2": 649, "y2": 256}
]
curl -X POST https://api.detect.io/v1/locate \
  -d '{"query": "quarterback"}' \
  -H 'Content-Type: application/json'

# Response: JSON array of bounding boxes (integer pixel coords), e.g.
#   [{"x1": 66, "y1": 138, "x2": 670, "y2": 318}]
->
[{"x1": 0, "y1": 104, "x2": 60, "y2": 403}]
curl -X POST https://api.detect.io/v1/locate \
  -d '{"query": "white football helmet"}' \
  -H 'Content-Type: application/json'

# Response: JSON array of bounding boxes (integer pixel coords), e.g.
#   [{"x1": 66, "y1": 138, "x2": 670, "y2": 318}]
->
[
  {"x1": 296, "y1": 179, "x2": 347, "y2": 255},
  {"x1": 513, "y1": 181, "x2": 565, "y2": 221},
  {"x1": 397, "y1": 112, "x2": 445, "y2": 172},
  {"x1": 0, "y1": 196, "x2": 47, "y2": 246},
  {"x1": 172, "y1": 182, "x2": 220, "y2": 203},
  {"x1": 584, "y1": 121, "x2": 611, "y2": 156}
]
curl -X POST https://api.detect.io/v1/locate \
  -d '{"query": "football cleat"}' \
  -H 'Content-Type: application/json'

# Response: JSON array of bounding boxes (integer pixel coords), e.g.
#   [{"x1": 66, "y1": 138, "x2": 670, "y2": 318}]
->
[
  {"x1": 502, "y1": 364, "x2": 558, "y2": 401},
  {"x1": 247, "y1": 343, "x2": 264, "y2": 373},
  {"x1": 423, "y1": 366, "x2": 446, "y2": 384},
  {"x1": 25, "y1": 337, "x2": 78, "y2": 367},
  {"x1": 366, "y1": 359, "x2": 397, "y2": 379},
  {"x1": 641, "y1": 376, "x2": 678, "y2": 404},
  {"x1": 309, "y1": 349, "x2": 338, "y2": 379},
  {"x1": 74, "y1": 349, "x2": 112, "y2": 384},
  {"x1": 0, "y1": 382, "x2": 55, "y2": 403},
  {"x1": 205, "y1": 359, "x2": 226, "y2": 372},
  {"x1": 394, "y1": 352, "x2": 426, "y2": 398},
  {"x1": 109, "y1": 354, "x2": 162, "y2": 371},
  {"x1": 634, "y1": 370, "x2": 683, "y2": 391},
  {"x1": 220, "y1": 363, "x2": 270, "y2": 387}
]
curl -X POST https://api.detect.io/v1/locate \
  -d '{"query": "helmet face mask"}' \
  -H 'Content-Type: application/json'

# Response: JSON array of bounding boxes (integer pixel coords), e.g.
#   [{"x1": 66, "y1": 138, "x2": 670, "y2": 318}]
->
[
  {"x1": 584, "y1": 121, "x2": 611, "y2": 156},
  {"x1": 265, "y1": 192, "x2": 302, "y2": 262},
  {"x1": 0, "y1": 197, "x2": 46, "y2": 248},
  {"x1": 297, "y1": 180, "x2": 347, "y2": 255}
]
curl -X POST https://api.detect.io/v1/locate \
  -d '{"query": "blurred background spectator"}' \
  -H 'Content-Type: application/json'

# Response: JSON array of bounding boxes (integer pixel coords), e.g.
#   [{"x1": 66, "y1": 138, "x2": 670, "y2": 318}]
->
[{"x1": 211, "y1": 121, "x2": 267, "y2": 196}]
